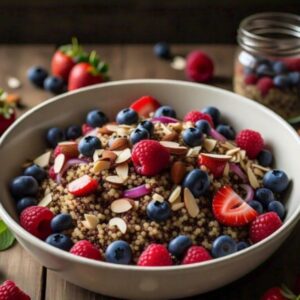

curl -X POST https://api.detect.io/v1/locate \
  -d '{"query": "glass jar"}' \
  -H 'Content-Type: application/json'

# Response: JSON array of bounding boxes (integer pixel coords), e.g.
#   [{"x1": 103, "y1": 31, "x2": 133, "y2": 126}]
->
[{"x1": 234, "y1": 12, "x2": 300, "y2": 120}]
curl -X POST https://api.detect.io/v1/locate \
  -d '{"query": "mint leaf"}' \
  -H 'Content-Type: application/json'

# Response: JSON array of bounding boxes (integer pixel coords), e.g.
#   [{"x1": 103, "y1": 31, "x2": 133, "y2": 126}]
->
[
  {"x1": 0, "y1": 221, "x2": 7, "y2": 234},
  {"x1": 0, "y1": 221, "x2": 15, "y2": 251}
]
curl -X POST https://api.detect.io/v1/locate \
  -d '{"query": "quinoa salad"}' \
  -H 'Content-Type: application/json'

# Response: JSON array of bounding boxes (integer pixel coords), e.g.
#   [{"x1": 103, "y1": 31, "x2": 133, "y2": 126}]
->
[{"x1": 9, "y1": 95, "x2": 289, "y2": 266}]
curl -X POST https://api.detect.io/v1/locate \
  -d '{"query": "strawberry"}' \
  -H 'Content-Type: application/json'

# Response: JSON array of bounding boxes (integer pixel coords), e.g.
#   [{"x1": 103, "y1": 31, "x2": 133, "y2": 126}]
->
[
  {"x1": 130, "y1": 95, "x2": 161, "y2": 117},
  {"x1": 212, "y1": 186, "x2": 258, "y2": 226},
  {"x1": 261, "y1": 287, "x2": 287, "y2": 300},
  {"x1": 257, "y1": 77, "x2": 274, "y2": 97},
  {"x1": 249, "y1": 212, "x2": 282, "y2": 243},
  {"x1": 199, "y1": 153, "x2": 230, "y2": 178},
  {"x1": 0, "y1": 280, "x2": 31, "y2": 300},
  {"x1": 137, "y1": 244, "x2": 172, "y2": 266},
  {"x1": 184, "y1": 111, "x2": 214, "y2": 127},
  {"x1": 0, "y1": 89, "x2": 16, "y2": 135},
  {"x1": 54, "y1": 141, "x2": 79, "y2": 158},
  {"x1": 67, "y1": 175, "x2": 98, "y2": 197},
  {"x1": 182, "y1": 246, "x2": 212, "y2": 265}
]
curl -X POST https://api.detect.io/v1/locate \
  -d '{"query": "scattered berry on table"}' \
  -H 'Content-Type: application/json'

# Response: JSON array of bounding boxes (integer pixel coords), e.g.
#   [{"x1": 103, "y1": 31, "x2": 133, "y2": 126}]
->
[
  {"x1": 65, "y1": 125, "x2": 82, "y2": 140},
  {"x1": 248, "y1": 200, "x2": 264, "y2": 214},
  {"x1": 16, "y1": 197, "x2": 36, "y2": 214},
  {"x1": 0, "y1": 280, "x2": 30, "y2": 300},
  {"x1": 273, "y1": 75, "x2": 290, "y2": 89},
  {"x1": 195, "y1": 119, "x2": 211, "y2": 134},
  {"x1": 201, "y1": 106, "x2": 220, "y2": 125},
  {"x1": 46, "y1": 127, "x2": 65, "y2": 148},
  {"x1": 51, "y1": 213, "x2": 73, "y2": 232},
  {"x1": 130, "y1": 127, "x2": 150, "y2": 145},
  {"x1": 78, "y1": 135, "x2": 101, "y2": 157},
  {"x1": 168, "y1": 235, "x2": 192, "y2": 258},
  {"x1": 67, "y1": 175, "x2": 98, "y2": 197},
  {"x1": 182, "y1": 246, "x2": 212, "y2": 264},
  {"x1": 249, "y1": 212, "x2": 282, "y2": 243},
  {"x1": 182, "y1": 169, "x2": 210, "y2": 197},
  {"x1": 137, "y1": 244, "x2": 172, "y2": 266},
  {"x1": 257, "y1": 77, "x2": 274, "y2": 96},
  {"x1": 153, "y1": 42, "x2": 171, "y2": 59},
  {"x1": 46, "y1": 233, "x2": 73, "y2": 251},
  {"x1": 147, "y1": 200, "x2": 171, "y2": 222},
  {"x1": 257, "y1": 149, "x2": 273, "y2": 167},
  {"x1": 10, "y1": 176, "x2": 39, "y2": 199},
  {"x1": 43, "y1": 76, "x2": 65, "y2": 94},
  {"x1": 236, "y1": 241, "x2": 249, "y2": 251},
  {"x1": 105, "y1": 240, "x2": 132, "y2": 265},
  {"x1": 137, "y1": 120, "x2": 154, "y2": 135},
  {"x1": 268, "y1": 201, "x2": 286, "y2": 220},
  {"x1": 255, "y1": 188, "x2": 275, "y2": 209},
  {"x1": 130, "y1": 95, "x2": 161, "y2": 118},
  {"x1": 27, "y1": 66, "x2": 48, "y2": 87},
  {"x1": 261, "y1": 287, "x2": 287, "y2": 300},
  {"x1": 116, "y1": 108, "x2": 138, "y2": 125},
  {"x1": 212, "y1": 235, "x2": 237, "y2": 258},
  {"x1": 154, "y1": 105, "x2": 177, "y2": 118},
  {"x1": 86, "y1": 110, "x2": 108, "y2": 128},
  {"x1": 216, "y1": 124, "x2": 236, "y2": 140},
  {"x1": 263, "y1": 170, "x2": 289, "y2": 193},
  {"x1": 70, "y1": 240, "x2": 102, "y2": 260},
  {"x1": 184, "y1": 111, "x2": 214, "y2": 126},
  {"x1": 23, "y1": 164, "x2": 47, "y2": 183},
  {"x1": 182, "y1": 127, "x2": 203, "y2": 147}
]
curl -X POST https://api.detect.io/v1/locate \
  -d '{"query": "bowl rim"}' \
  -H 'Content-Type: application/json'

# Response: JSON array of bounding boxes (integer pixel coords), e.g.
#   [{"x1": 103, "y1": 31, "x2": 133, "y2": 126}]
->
[{"x1": 0, "y1": 78, "x2": 300, "y2": 272}]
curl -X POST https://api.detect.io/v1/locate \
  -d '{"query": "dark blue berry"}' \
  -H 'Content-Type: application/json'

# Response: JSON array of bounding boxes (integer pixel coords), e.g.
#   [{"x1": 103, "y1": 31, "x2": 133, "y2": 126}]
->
[
  {"x1": 78, "y1": 136, "x2": 101, "y2": 157},
  {"x1": 212, "y1": 235, "x2": 237, "y2": 258},
  {"x1": 272, "y1": 61, "x2": 287, "y2": 75},
  {"x1": 182, "y1": 127, "x2": 203, "y2": 147},
  {"x1": 201, "y1": 106, "x2": 221, "y2": 125},
  {"x1": 182, "y1": 169, "x2": 210, "y2": 198},
  {"x1": 105, "y1": 240, "x2": 132, "y2": 265},
  {"x1": 256, "y1": 64, "x2": 273, "y2": 77},
  {"x1": 137, "y1": 120, "x2": 154, "y2": 135},
  {"x1": 243, "y1": 66, "x2": 255, "y2": 75},
  {"x1": 273, "y1": 75, "x2": 290, "y2": 89},
  {"x1": 86, "y1": 110, "x2": 108, "y2": 128},
  {"x1": 248, "y1": 200, "x2": 263, "y2": 214},
  {"x1": 44, "y1": 76, "x2": 65, "y2": 94},
  {"x1": 27, "y1": 66, "x2": 48, "y2": 87},
  {"x1": 130, "y1": 128, "x2": 150, "y2": 145},
  {"x1": 45, "y1": 233, "x2": 73, "y2": 251},
  {"x1": 255, "y1": 188, "x2": 275, "y2": 209},
  {"x1": 10, "y1": 176, "x2": 39, "y2": 199},
  {"x1": 66, "y1": 125, "x2": 82, "y2": 140},
  {"x1": 288, "y1": 72, "x2": 300, "y2": 86},
  {"x1": 147, "y1": 200, "x2": 171, "y2": 222},
  {"x1": 51, "y1": 213, "x2": 73, "y2": 233},
  {"x1": 168, "y1": 235, "x2": 192, "y2": 258},
  {"x1": 154, "y1": 106, "x2": 177, "y2": 118},
  {"x1": 257, "y1": 149, "x2": 273, "y2": 167},
  {"x1": 237, "y1": 241, "x2": 249, "y2": 251},
  {"x1": 116, "y1": 108, "x2": 138, "y2": 125},
  {"x1": 216, "y1": 124, "x2": 235, "y2": 140},
  {"x1": 268, "y1": 201, "x2": 286, "y2": 219},
  {"x1": 195, "y1": 120, "x2": 211, "y2": 134},
  {"x1": 153, "y1": 42, "x2": 171, "y2": 59},
  {"x1": 24, "y1": 164, "x2": 47, "y2": 183},
  {"x1": 263, "y1": 170, "x2": 289, "y2": 193},
  {"x1": 16, "y1": 197, "x2": 36, "y2": 213},
  {"x1": 46, "y1": 127, "x2": 65, "y2": 148}
]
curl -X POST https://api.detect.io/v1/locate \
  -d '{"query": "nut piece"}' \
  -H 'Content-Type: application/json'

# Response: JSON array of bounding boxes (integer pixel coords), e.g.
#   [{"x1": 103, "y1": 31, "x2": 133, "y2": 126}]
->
[
  {"x1": 203, "y1": 139, "x2": 217, "y2": 152},
  {"x1": 101, "y1": 150, "x2": 117, "y2": 162},
  {"x1": 105, "y1": 176, "x2": 125, "y2": 185},
  {"x1": 109, "y1": 217, "x2": 127, "y2": 234},
  {"x1": 57, "y1": 141, "x2": 79, "y2": 157},
  {"x1": 171, "y1": 202, "x2": 185, "y2": 211},
  {"x1": 93, "y1": 149, "x2": 104, "y2": 162},
  {"x1": 171, "y1": 161, "x2": 186, "y2": 184},
  {"x1": 34, "y1": 151, "x2": 52, "y2": 168},
  {"x1": 115, "y1": 148, "x2": 131, "y2": 164},
  {"x1": 184, "y1": 188, "x2": 199, "y2": 218},
  {"x1": 168, "y1": 186, "x2": 182, "y2": 203},
  {"x1": 93, "y1": 160, "x2": 111, "y2": 174},
  {"x1": 82, "y1": 214, "x2": 99, "y2": 229},
  {"x1": 186, "y1": 146, "x2": 202, "y2": 157},
  {"x1": 247, "y1": 166, "x2": 260, "y2": 189},
  {"x1": 111, "y1": 199, "x2": 133, "y2": 213},
  {"x1": 38, "y1": 193, "x2": 52, "y2": 207},
  {"x1": 53, "y1": 153, "x2": 66, "y2": 174},
  {"x1": 226, "y1": 147, "x2": 240, "y2": 156},
  {"x1": 162, "y1": 132, "x2": 179, "y2": 141},
  {"x1": 116, "y1": 163, "x2": 129, "y2": 179},
  {"x1": 109, "y1": 138, "x2": 129, "y2": 151},
  {"x1": 105, "y1": 124, "x2": 119, "y2": 133},
  {"x1": 152, "y1": 193, "x2": 164, "y2": 203},
  {"x1": 159, "y1": 141, "x2": 188, "y2": 155}
]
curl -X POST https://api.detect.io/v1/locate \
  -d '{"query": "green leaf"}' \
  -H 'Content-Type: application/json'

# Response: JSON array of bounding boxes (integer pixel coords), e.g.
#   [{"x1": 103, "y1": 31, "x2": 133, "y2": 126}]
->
[
  {"x1": 0, "y1": 221, "x2": 7, "y2": 234},
  {"x1": 288, "y1": 115, "x2": 300, "y2": 124},
  {"x1": 0, "y1": 221, "x2": 15, "y2": 251}
]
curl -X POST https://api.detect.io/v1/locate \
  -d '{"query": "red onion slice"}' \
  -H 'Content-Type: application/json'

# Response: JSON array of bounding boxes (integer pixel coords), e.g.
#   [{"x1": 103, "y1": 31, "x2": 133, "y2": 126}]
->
[
  {"x1": 123, "y1": 184, "x2": 151, "y2": 198},
  {"x1": 229, "y1": 163, "x2": 248, "y2": 183},
  {"x1": 151, "y1": 116, "x2": 179, "y2": 124},
  {"x1": 240, "y1": 184, "x2": 254, "y2": 202},
  {"x1": 209, "y1": 128, "x2": 227, "y2": 142}
]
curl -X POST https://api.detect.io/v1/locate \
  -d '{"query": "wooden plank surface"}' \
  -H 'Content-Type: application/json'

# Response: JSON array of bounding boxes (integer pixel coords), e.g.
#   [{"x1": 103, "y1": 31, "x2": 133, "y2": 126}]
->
[{"x1": 0, "y1": 44, "x2": 299, "y2": 300}]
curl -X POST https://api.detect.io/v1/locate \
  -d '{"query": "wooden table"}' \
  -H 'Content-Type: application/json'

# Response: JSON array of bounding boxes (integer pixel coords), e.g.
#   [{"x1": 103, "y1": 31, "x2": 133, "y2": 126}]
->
[{"x1": 0, "y1": 44, "x2": 299, "y2": 300}]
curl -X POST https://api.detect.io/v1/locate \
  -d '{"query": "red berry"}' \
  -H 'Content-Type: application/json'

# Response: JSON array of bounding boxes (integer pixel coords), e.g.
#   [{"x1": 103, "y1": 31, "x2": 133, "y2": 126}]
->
[
  {"x1": 261, "y1": 287, "x2": 287, "y2": 300},
  {"x1": 48, "y1": 166, "x2": 56, "y2": 180},
  {"x1": 250, "y1": 212, "x2": 282, "y2": 243},
  {"x1": 236, "y1": 129, "x2": 264, "y2": 159},
  {"x1": 184, "y1": 111, "x2": 214, "y2": 127},
  {"x1": 81, "y1": 123, "x2": 93, "y2": 135},
  {"x1": 0, "y1": 280, "x2": 30, "y2": 300},
  {"x1": 0, "y1": 112, "x2": 16, "y2": 135},
  {"x1": 185, "y1": 51, "x2": 214, "y2": 83},
  {"x1": 137, "y1": 244, "x2": 172, "y2": 266},
  {"x1": 67, "y1": 175, "x2": 98, "y2": 197},
  {"x1": 244, "y1": 74, "x2": 258, "y2": 85},
  {"x1": 182, "y1": 246, "x2": 212, "y2": 265},
  {"x1": 199, "y1": 153, "x2": 230, "y2": 178},
  {"x1": 132, "y1": 140, "x2": 170, "y2": 176},
  {"x1": 257, "y1": 77, "x2": 274, "y2": 96},
  {"x1": 130, "y1": 95, "x2": 161, "y2": 118},
  {"x1": 70, "y1": 240, "x2": 102, "y2": 260},
  {"x1": 20, "y1": 206, "x2": 54, "y2": 239},
  {"x1": 284, "y1": 57, "x2": 300, "y2": 71}
]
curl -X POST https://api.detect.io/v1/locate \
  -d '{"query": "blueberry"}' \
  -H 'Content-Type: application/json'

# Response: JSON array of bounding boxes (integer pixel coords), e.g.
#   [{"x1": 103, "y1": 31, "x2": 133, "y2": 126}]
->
[
  {"x1": 257, "y1": 149, "x2": 273, "y2": 167},
  {"x1": 272, "y1": 61, "x2": 287, "y2": 75},
  {"x1": 147, "y1": 200, "x2": 171, "y2": 222},
  {"x1": 236, "y1": 241, "x2": 249, "y2": 251},
  {"x1": 24, "y1": 164, "x2": 47, "y2": 183},
  {"x1": 182, "y1": 169, "x2": 210, "y2": 197},
  {"x1": 182, "y1": 127, "x2": 203, "y2": 147},
  {"x1": 256, "y1": 64, "x2": 273, "y2": 77},
  {"x1": 212, "y1": 235, "x2": 237, "y2": 258},
  {"x1": 274, "y1": 75, "x2": 290, "y2": 89},
  {"x1": 105, "y1": 240, "x2": 132, "y2": 265},
  {"x1": 168, "y1": 235, "x2": 192, "y2": 258},
  {"x1": 153, "y1": 42, "x2": 171, "y2": 59},
  {"x1": 78, "y1": 136, "x2": 101, "y2": 157},
  {"x1": 27, "y1": 66, "x2": 48, "y2": 87},
  {"x1": 45, "y1": 233, "x2": 73, "y2": 251},
  {"x1": 288, "y1": 72, "x2": 300, "y2": 86},
  {"x1": 268, "y1": 201, "x2": 286, "y2": 219},
  {"x1": 44, "y1": 76, "x2": 65, "y2": 94},
  {"x1": 263, "y1": 170, "x2": 289, "y2": 193},
  {"x1": 16, "y1": 197, "x2": 36, "y2": 213},
  {"x1": 46, "y1": 127, "x2": 65, "y2": 148},
  {"x1": 201, "y1": 106, "x2": 221, "y2": 125},
  {"x1": 86, "y1": 110, "x2": 108, "y2": 128},
  {"x1": 216, "y1": 124, "x2": 236, "y2": 140},
  {"x1": 137, "y1": 120, "x2": 154, "y2": 135},
  {"x1": 154, "y1": 106, "x2": 177, "y2": 118},
  {"x1": 130, "y1": 128, "x2": 150, "y2": 145},
  {"x1": 195, "y1": 120, "x2": 211, "y2": 134},
  {"x1": 255, "y1": 188, "x2": 275, "y2": 209},
  {"x1": 116, "y1": 108, "x2": 138, "y2": 125},
  {"x1": 10, "y1": 176, "x2": 39, "y2": 199},
  {"x1": 248, "y1": 200, "x2": 263, "y2": 214},
  {"x1": 243, "y1": 66, "x2": 255, "y2": 75},
  {"x1": 51, "y1": 213, "x2": 73, "y2": 233},
  {"x1": 66, "y1": 125, "x2": 82, "y2": 140}
]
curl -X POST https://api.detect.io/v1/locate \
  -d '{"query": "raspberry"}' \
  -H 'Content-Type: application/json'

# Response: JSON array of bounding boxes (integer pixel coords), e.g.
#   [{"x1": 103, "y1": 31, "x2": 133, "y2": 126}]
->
[
  {"x1": 131, "y1": 140, "x2": 170, "y2": 176},
  {"x1": 137, "y1": 244, "x2": 172, "y2": 266},
  {"x1": 0, "y1": 280, "x2": 30, "y2": 300},
  {"x1": 70, "y1": 240, "x2": 102, "y2": 260},
  {"x1": 257, "y1": 77, "x2": 274, "y2": 96},
  {"x1": 184, "y1": 111, "x2": 214, "y2": 127},
  {"x1": 236, "y1": 129, "x2": 264, "y2": 159},
  {"x1": 261, "y1": 287, "x2": 287, "y2": 300},
  {"x1": 185, "y1": 50, "x2": 214, "y2": 83},
  {"x1": 250, "y1": 212, "x2": 282, "y2": 243},
  {"x1": 20, "y1": 206, "x2": 54, "y2": 239},
  {"x1": 244, "y1": 74, "x2": 258, "y2": 85},
  {"x1": 182, "y1": 246, "x2": 212, "y2": 265}
]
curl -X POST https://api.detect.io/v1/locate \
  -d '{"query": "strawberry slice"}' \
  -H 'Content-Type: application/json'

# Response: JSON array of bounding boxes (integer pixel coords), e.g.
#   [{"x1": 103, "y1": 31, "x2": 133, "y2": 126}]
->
[
  {"x1": 212, "y1": 185, "x2": 258, "y2": 226},
  {"x1": 130, "y1": 96, "x2": 161, "y2": 117},
  {"x1": 68, "y1": 175, "x2": 98, "y2": 197},
  {"x1": 199, "y1": 153, "x2": 231, "y2": 178}
]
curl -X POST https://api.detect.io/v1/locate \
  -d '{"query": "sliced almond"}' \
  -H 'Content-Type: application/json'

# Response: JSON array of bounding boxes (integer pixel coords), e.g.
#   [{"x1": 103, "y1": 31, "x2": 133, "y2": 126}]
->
[
  {"x1": 53, "y1": 153, "x2": 65, "y2": 174},
  {"x1": 186, "y1": 146, "x2": 202, "y2": 157},
  {"x1": 200, "y1": 153, "x2": 231, "y2": 160},
  {"x1": 57, "y1": 141, "x2": 79, "y2": 157},
  {"x1": 116, "y1": 163, "x2": 129, "y2": 179},
  {"x1": 38, "y1": 193, "x2": 52, "y2": 207},
  {"x1": 93, "y1": 160, "x2": 111, "y2": 174},
  {"x1": 168, "y1": 186, "x2": 182, "y2": 203},
  {"x1": 105, "y1": 124, "x2": 119, "y2": 132},
  {"x1": 34, "y1": 151, "x2": 52, "y2": 168},
  {"x1": 109, "y1": 138, "x2": 129, "y2": 151},
  {"x1": 93, "y1": 149, "x2": 104, "y2": 162},
  {"x1": 109, "y1": 217, "x2": 127, "y2": 234},
  {"x1": 226, "y1": 147, "x2": 240, "y2": 156},
  {"x1": 203, "y1": 138, "x2": 217, "y2": 152},
  {"x1": 162, "y1": 131, "x2": 179, "y2": 141},
  {"x1": 223, "y1": 162, "x2": 230, "y2": 177},
  {"x1": 99, "y1": 126, "x2": 113, "y2": 135},
  {"x1": 169, "y1": 122, "x2": 182, "y2": 131},
  {"x1": 111, "y1": 199, "x2": 133, "y2": 213},
  {"x1": 159, "y1": 141, "x2": 188, "y2": 155},
  {"x1": 171, "y1": 202, "x2": 185, "y2": 211},
  {"x1": 184, "y1": 188, "x2": 199, "y2": 218},
  {"x1": 152, "y1": 193, "x2": 164, "y2": 203},
  {"x1": 247, "y1": 166, "x2": 260, "y2": 189},
  {"x1": 106, "y1": 176, "x2": 125, "y2": 185},
  {"x1": 171, "y1": 161, "x2": 186, "y2": 184},
  {"x1": 220, "y1": 141, "x2": 235, "y2": 150},
  {"x1": 161, "y1": 123, "x2": 173, "y2": 135},
  {"x1": 102, "y1": 150, "x2": 117, "y2": 162},
  {"x1": 240, "y1": 150, "x2": 246, "y2": 160},
  {"x1": 82, "y1": 214, "x2": 99, "y2": 229},
  {"x1": 253, "y1": 168, "x2": 264, "y2": 177},
  {"x1": 252, "y1": 163, "x2": 270, "y2": 172},
  {"x1": 115, "y1": 148, "x2": 131, "y2": 164}
]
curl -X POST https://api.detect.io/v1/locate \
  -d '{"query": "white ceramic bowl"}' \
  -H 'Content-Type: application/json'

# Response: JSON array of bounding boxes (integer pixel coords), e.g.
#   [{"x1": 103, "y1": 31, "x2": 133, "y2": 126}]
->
[{"x1": 0, "y1": 80, "x2": 300, "y2": 299}]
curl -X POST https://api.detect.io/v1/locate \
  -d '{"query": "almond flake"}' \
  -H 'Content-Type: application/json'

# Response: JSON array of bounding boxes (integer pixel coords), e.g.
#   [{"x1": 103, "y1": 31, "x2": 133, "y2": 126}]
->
[
  {"x1": 200, "y1": 153, "x2": 231, "y2": 160},
  {"x1": 152, "y1": 193, "x2": 164, "y2": 202},
  {"x1": 82, "y1": 214, "x2": 98, "y2": 229},
  {"x1": 109, "y1": 217, "x2": 127, "y2": 234},
  {"x1": 247, "y1": 166, "x2": 260, "y2": 189},
  {"x1": 116, "y1": 163, "x2": 129, "y2": 179},
  {"x1": 159, "y1": 141, "x2": 188, "y2": 155},
  {"x1": 252, "y1": 163, "x2": 270, "y2": 172},
  {"x1": 101, "y1": 150, "x2": 117, "y2": 162},
  {"x1": 169, "y1": 122, "x2": 182, "y2": 131},
  {"x1": 105, "y1": 176, "x2": 125, "y2": 185},
  {"x1": 223, "y1": 162, "x2": 230, "y2": 177},
  {"x1": 253, "y1": 168, "x2": 264, "y2": 177},
  {"x1": 168, "y1": 186, "x2": 182, "y2": 203},
  {"x1": 53, "y1": 153, "x2": 65, "y2": 174},
  {"x1": 109, "y1": 138, "x2": 129, "y2": 151},
  {"x1": 171, "y1": 202, "x2": 185, "y2": 211},
  {"x1": 38, "y1": 193, "x2": 52, "y2": 207},
  {"x1": 105, "y1": 124, "x2": 119, "y2": 132},
  {"x1": 186, "y1": 146, "x2": 202, "y2": 157},
  {"x1": 184, "y1": 188, "x2": 199, "y2": 218},
  {"x1": 93, "y1": 149, "x2": 104, "y2": 162},
  {"x1": 226, "y1": 147, "x2": 240, "y2": 156},
  {"x1": 111, "y1": 199, "x2": 132, "y2": 213},
  {"x1": 240, "y1": 150, "x2": 246, "y2": 160},
  {"x1": 93, "y1": 160, "x2": 110, "y2": 174},
  {"x1": 162, "y1": 132, "x2": 178, "y2": 142},
  {"x1": 161, "y1": 123, "x2": 172, "y2": 135},
  {"x1": 220, "y1": 142, "x2": 235, "y2": 150},
  {"x1": 203, "y1": 139, "x2": 217, "y2": 152},
  {"x1": 134, "y1": 201, "x2": 139, "y2": 209},
  {"x1": 115, "y1": 148, "x2": 131, "y2": 164},
  {"x1": 34, "y1": 151, "x2": 52, "y2": 168}
]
